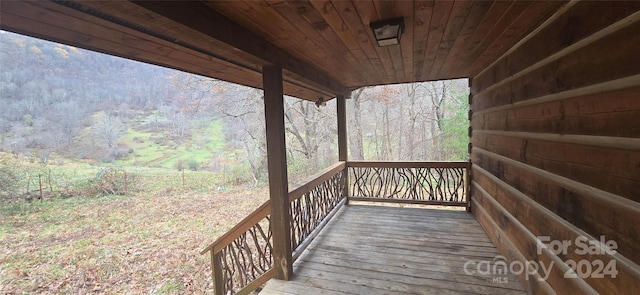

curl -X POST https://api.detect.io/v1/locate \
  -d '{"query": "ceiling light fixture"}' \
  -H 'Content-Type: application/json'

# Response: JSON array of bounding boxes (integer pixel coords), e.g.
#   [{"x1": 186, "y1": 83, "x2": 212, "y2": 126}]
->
[
  {"x1": 370, "y1": 17, "x2": 405, "y2": 47},
  {"x1": 315, "y1": 97, "x2": 326, "y2": 108}
]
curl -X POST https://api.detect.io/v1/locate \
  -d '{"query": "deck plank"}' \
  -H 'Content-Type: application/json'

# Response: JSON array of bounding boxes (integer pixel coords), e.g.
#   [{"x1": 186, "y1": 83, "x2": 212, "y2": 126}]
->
[{"x1": 261, "y1": 204, "x2": 527, "y2": 294}]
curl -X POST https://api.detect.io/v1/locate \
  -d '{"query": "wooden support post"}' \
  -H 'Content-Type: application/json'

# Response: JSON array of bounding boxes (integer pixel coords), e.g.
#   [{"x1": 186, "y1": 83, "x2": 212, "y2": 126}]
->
[
  {"x1": 337, "y1": 93, "x2": 349, "y2": 203},
  {"x1": 211, "y1": 251, "x2": 224, "y2": 295},
  {"x1": 262, "y1": 64, "x2": 293, "y2": 280}
]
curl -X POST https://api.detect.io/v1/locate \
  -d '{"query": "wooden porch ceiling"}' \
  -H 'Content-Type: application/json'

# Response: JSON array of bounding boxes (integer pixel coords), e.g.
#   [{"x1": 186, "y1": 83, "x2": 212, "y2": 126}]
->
[{"x1": 0, "y1": 1, "x2": 567, "y2": 101}]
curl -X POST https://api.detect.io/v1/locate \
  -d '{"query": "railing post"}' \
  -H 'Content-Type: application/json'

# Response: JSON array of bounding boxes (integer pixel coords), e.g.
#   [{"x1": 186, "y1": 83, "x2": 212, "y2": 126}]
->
[
  {"x1": 262, "y1": 64, "x2": 293, "y2": 280},
  {"x1": 211, "y1": 250, "x2": 224, "y2": 295},
  {"x1": 337, "y1": 93, "x2": 350, "y2": 203}
]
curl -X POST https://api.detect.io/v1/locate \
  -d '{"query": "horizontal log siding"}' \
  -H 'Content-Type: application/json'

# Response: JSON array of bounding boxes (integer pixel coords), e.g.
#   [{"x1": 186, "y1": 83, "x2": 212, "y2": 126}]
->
[{"x1": 470, "y1": 2, "x2": 640, "y2": 294}]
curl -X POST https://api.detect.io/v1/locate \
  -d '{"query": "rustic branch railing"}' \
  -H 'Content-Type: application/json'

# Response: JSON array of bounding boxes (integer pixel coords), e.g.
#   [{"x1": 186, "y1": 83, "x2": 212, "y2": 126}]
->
[
  {"x1": 201, "y1": 161, "x2": 347, "y2": 295},
  {"x1": 289, "y1": 162, "x2": 346, "y2": 258},
  {"x1": 201, "y1": 161, "x2": 468, "y2": 294},
  {"x1": 348, "y1": 161, "x2": 471, "y2": 210},
  {"x1": 200, "y1": 201, "x2": 273, "y2": 295}
]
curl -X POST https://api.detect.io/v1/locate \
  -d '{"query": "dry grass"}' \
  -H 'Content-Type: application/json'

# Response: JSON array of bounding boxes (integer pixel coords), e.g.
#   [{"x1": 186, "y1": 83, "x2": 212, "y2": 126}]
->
[{"x1": 0, "y1": 186, "x2": 268, "y2": 294}]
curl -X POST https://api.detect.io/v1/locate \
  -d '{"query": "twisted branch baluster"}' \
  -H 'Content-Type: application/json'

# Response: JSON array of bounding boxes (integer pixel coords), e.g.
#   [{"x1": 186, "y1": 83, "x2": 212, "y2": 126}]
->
[
  {"x1": 218, "y1": 216, "x2": 273, "y2": 294},
  {"x1": 290, "y1": 170, "x2": 344, "y2": 252},
  {"x1": 349, "y1": 165, "x2": 467, "y2": 204}
]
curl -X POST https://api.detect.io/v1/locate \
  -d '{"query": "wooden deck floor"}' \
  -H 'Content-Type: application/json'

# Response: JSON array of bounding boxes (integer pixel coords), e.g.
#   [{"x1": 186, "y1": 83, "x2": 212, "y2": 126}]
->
[{"x1": 261, "y1": 204, "x2": 527, "y2": 295}]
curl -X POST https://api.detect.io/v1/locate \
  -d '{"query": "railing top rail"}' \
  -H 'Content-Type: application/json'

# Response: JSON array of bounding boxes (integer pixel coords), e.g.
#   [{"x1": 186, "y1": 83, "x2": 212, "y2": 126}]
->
[
  {"x1": 200, "y1": 200, "x2": 271, "y2": 254},
  {"x1": 201, "y1": 161, "x2": 347, "y2": 255},
  {"x1": 288, "y1": 161, "x2": 346, "y2": 201},
  {"x1": 347, "y1": 161, "x2": 470, "y2": 169}
]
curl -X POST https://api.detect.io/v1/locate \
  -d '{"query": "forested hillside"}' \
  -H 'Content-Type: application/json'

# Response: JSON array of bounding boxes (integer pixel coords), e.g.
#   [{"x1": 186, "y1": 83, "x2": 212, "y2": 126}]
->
[{"x1": 0, "y1": 30, "x2": 468, "y2": 186}]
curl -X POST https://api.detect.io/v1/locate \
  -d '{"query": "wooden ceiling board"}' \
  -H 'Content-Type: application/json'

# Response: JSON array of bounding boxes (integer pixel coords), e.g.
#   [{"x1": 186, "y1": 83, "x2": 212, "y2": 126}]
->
[
  {"x1": 420, "y1": 0, "x2": 455, "y2": 81},
  {"x1": 206, "y1": 1, "x2": 334, "y2": 80},
  {"x1": 438, "y1": 0, "x2": 493, "y2": 78},
  {"x1": 466, "y1": 0, "x2": 568, "y2": 76},
  {"x1": 330, "y1": 0, "x2": 389, "y2": 85},
  {"x1": 268, "y1": 0, "x2": 365, "y2": 85},
  {"x1": 446, "y1": 0, "x2": 514, "y2": 76},
  {"x1": 130, "y1": 1, "x2": 347, "y2": 97},
  {"x1": 76, "y1": 1, "x2": 267, "y2": 71},
  {"x1": 0, "y1": 0, "x2": 572, "y2": 99},
  {"x1": 368, "y1": 0, "x2": 402, "y2": 81},
  {"x1": 351, "y1": 1, "x2": 398, "y2": 83},
  {"x1": 395, "y1": 1, "x2": 415, "y2": 83},
  {"x1": 428, "y1": 0, "x2": 475, "y2": 80},
  {"x1": 412, "y1": 1, "x2": 436, "y2": 81},
  {"x1": 307, "y1": 0, "x2": 381, "y2": 85}
]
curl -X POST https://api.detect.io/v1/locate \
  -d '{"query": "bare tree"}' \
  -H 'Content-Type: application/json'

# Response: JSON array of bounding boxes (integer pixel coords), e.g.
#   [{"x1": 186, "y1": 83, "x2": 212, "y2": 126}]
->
[
  {"x1": 92, "y1": 112, "x2": 125, "y2": 147},
  {"x1": 219, "y1": 87, "x2": 268, "y2": 184},
  {"x1": 283, "y1": 97, "x2": 336, "y2": 175},
  {"x1": 50, "y1": 102, "x2": 85, "y2": 148},
  {"x1": 348, "y1": 88, "x2": 366, "y2": 160}
]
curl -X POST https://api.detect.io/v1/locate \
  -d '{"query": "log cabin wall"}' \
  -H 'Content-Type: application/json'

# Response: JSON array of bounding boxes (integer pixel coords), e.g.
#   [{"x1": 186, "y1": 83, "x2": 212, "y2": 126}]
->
[{"x1": 469, "y1": 2, "x2": 640, "y2": 294}]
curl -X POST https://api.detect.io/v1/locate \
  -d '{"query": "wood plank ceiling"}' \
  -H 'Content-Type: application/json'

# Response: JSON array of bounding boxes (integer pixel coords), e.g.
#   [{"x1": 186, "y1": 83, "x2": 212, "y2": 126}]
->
[{"x1": 0, "y1": 1, "x2": 567, "y2": 101}]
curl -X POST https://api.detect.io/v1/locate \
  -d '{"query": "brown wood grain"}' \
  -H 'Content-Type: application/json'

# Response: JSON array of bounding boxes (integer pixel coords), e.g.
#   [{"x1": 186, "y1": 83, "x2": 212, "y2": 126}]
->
[
  {"x1": 263, "y1": 65, "x2": 293, "y2": 280},
  {"x1": 201, "y1": 201, "x2": 271, "y2": 254},
  {"x1": 330, "y1": 0, "x2": 388, "y2": 84},
  {"x1": 261, "y1": 204, "x2": 527, "y2": 295},
  {"x1": 308, "y1": 0, "x2": 381, "y2": 85},
  {"x1": 0, "y1": 1, "x2": 262, "y2": 87},
  {"x1": 472, "y1": 86, "x2": 640, "y2": 138},
  {"x1": 351, "y1": 1, "x2": 398, "y2": 83},
  {"x1": 75, "y1": 0, "x2": 266, "y2": 68},
  {"x1": 394, "y1": 1, "x2": 414, "y2": 83},
  {"x1": 428, "y1": 0, "x2": 474, "y2": 79},
  {"x1": 269, "y1": 1, "x2": 365, "y2": 84},
  {"x1": 471, "y1": 132, "x2": 640, "y2": 202},
  {"x1": 337, "y1": 95, "x2": 349, "y2": 200},
  {"x1": 472, "y1": 189, "x2": 591, "y2": 295},
  {"x1": 473, "y1": 19, "x2": 640, "y2": 112},
  {"x1": 0, "y1": 0, "x2": 334, "y2": 101},
  {"x1": 464, "y1": 0, "x2": 533, "y2": 76},
  {"x1": 466, "y1": 1, "x2": 565, "y2": 77},
  {"x1": 132, "y1": 1, "x2": 348, "y2": 96},
  {"x1": 412, "y1": 0, "x2": 435, "y2": 81},
  {"x1": 420, "y1": 0, "x2": 454, "y2": 81},
  {"x1": 288, "y1": 162, "x2": 345, "y2": 201},
  {"x1": 473, "y1": 166, "x2": 640, "y2": 295},
  {"x1": 0, "y1": 0, "x2": 575, "y2": 90},
  {"x1": 473, "y1": 1, "x2": 640, "y2": 91},
  {"x1": 439, "y1": 1, "x2": 492, "y2": 78},
  {"x1": 472, "y1": 148, "x2": 640, "y2": 265},
  {"x1": 448, "y1": 1, "x2": 513, "y2": 78}
]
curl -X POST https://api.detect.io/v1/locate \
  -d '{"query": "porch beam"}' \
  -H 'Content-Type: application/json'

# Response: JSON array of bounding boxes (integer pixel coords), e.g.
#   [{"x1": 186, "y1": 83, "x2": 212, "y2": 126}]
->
[
  {"x1": 130, "y1": 1, "x2": 348, "y2": 97},
  {"x1": 337, "y1": 93, "x2": 350, "y2": 201},
  {"x1": 262, "y1": 65, "x2": 293, "y2": 280}
]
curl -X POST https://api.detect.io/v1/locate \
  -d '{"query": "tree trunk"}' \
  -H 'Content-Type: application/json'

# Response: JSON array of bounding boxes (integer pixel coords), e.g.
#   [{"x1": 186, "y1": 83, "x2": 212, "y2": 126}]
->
[
  {"x1": 407, "y1": 84, "x2": 417, "y2": 160},
  {"x1": 350, "y1": 88, "x2": 365, "y2": 160}
]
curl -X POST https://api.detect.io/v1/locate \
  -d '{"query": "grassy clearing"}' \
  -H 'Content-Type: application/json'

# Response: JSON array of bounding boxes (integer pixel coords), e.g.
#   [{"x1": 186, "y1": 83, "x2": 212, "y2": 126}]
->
[
  {"x1": 121, "y1": 116, "x2": 230, "y2": 169},
  {"x1": 0, "y1": 171, "x2": 268, "y2": 294},
  {"x1": 0, "y1": 114, "x2": 262, "y2": 293}
]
